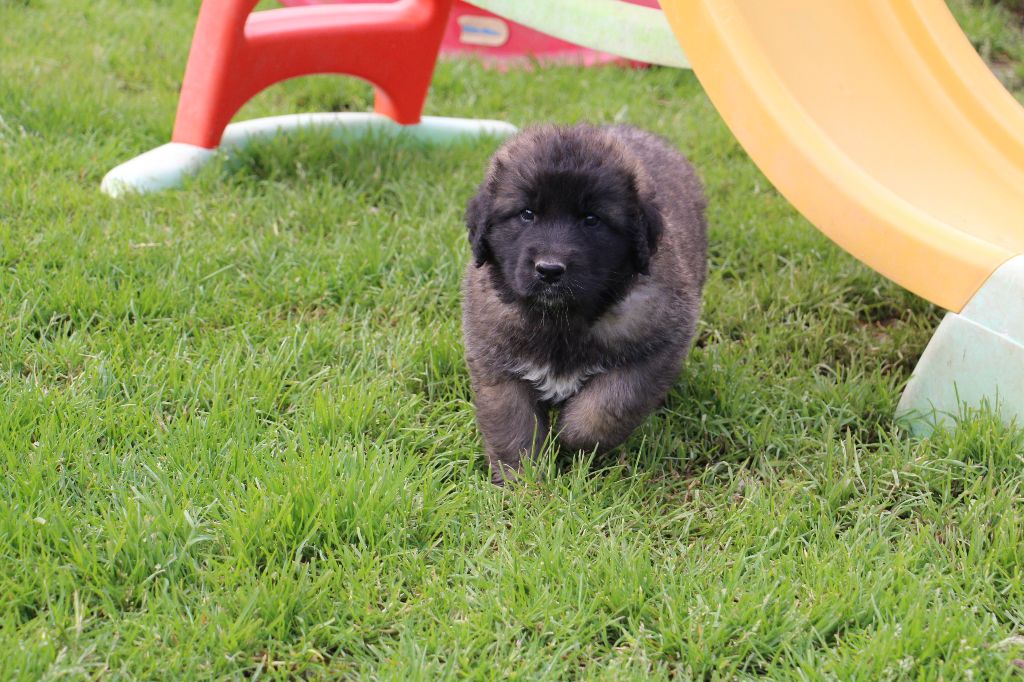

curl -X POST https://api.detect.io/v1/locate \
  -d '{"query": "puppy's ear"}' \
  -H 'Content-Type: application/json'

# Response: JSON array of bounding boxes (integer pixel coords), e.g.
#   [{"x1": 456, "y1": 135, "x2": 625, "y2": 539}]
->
[
  {"x1": 465, "y1": 187, "x2": 493, "y2": 268},
  {"x1": 634, "y1": 193, "x2": 664, "y2": 276}
]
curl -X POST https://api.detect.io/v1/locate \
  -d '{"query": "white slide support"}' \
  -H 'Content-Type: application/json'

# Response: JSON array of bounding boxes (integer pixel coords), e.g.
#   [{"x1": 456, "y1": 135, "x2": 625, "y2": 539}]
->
[
  {"x1": 896, "y1": 256, "x2": 1024, "y2": 432},
  {"x1": 101, "y1": 113, "x2": 516, "y2": 198}
]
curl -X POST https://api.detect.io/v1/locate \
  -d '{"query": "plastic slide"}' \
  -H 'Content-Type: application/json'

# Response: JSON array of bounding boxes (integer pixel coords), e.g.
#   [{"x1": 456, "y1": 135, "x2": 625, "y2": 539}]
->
[{"x1": 655, "y1": 0, "x2": 1024, "y2": 431}]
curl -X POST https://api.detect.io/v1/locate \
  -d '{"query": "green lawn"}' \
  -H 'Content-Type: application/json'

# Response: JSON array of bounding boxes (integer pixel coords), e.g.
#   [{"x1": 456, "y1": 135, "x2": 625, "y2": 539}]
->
[{"x1": 3, "y1": 1, "x2": 1024, "y2": 679}]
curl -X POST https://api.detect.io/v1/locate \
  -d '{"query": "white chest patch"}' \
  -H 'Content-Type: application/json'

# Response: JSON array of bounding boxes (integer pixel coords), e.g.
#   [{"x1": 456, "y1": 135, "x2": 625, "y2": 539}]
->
[{"x1": 515, "y1": 362, "x2": 602, "y2": 403}]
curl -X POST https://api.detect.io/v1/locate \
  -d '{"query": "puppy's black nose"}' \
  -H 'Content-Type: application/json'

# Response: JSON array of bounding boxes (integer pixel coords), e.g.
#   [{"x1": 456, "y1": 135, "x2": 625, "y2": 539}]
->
[{"x1": 535, "y1": 261, "x2": 566, "y2": 283}]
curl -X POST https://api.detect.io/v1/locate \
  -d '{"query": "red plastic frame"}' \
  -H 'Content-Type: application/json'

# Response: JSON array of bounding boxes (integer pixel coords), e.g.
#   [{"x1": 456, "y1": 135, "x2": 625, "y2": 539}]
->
[{"x1": 172, "y1": 0, "x2": 453, "y2": 149}]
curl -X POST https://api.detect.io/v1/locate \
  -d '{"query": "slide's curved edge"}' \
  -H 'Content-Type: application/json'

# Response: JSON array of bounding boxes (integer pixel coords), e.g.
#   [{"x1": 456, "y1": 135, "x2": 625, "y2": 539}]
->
[
  {"x1": 465, "y1": 0, "x2": 689, "y2": 69},
  {"x1": 900, "y1": 0, "x2": 1024, "y2": 163},
  {"x1": 659, "y1": 0, "x2": 1023, "y2": 312}
]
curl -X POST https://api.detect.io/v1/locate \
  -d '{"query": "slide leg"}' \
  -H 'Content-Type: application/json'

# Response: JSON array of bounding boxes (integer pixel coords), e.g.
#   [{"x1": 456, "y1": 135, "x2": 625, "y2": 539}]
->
[{"x1": 897, "y1": 256, "x2": 1024, "y2": 433}]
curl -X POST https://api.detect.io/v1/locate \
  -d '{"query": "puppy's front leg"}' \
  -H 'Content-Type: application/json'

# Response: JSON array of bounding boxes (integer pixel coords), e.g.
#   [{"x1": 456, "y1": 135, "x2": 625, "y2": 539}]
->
[
  {"x1": 556, "y1": 352, "x2": 681, "y2": 455},
  {"x1": 472, "y1": 379, "x2": 549, "y2": 485}
]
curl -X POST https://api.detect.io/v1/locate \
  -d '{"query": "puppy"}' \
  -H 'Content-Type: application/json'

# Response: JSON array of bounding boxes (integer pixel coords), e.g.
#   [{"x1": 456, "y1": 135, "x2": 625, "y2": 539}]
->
[{"x1": 462, "y1": 124, "x2": 707, "y2": 484}]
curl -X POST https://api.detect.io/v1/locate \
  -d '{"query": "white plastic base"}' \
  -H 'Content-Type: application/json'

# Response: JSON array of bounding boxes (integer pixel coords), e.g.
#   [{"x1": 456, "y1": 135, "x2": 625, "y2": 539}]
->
[
  {"x1": 897, "y1": 255, "x2": 1024, "y2": 434},
  {"x1": 101, "y1": 113, "x2": 517, "y2": 197}
]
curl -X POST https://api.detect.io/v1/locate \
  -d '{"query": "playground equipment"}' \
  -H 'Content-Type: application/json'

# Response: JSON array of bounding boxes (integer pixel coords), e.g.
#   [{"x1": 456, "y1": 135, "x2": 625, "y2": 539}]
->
[
  {"x1": 102, "y1": 0, "x2": 1024, "y2": 432},
  {"x1": 100, "y1": 0, "x2": 687, "y2": 198},
  {"x1": 657, "y1": 1, "x2": 1024, "y2": 431},
  {"x1": 100, "y1": 0, "x2": 517, "y2": 198},
  {"x1": 99, "y1": 0, "x2": 685, "y2": 197}
]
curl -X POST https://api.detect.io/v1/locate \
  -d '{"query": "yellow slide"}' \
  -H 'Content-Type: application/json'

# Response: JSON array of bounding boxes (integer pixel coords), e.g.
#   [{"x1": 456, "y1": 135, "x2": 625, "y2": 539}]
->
[
  {"x1": 659, "y1": 0, "x2": 1024, "y2": 430},
  {"x1": 660, "y1": 0, "x2": 1024, "y2": 313}
]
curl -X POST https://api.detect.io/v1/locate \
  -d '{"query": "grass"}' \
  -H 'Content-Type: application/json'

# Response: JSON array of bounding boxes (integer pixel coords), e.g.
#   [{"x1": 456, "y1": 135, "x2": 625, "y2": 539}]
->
[
  {"x1": 2, "y1": 1, "x2": 1024, "y2": 679},
  {"x1": 951, "y1": 0, "x2": 1024, "y2": 90}
]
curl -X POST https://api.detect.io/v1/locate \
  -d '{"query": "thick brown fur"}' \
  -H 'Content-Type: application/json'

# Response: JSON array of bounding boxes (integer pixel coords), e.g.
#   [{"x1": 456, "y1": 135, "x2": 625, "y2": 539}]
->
[{"x1": 462, "y1": 124, "x2": 707, "y2": 484}]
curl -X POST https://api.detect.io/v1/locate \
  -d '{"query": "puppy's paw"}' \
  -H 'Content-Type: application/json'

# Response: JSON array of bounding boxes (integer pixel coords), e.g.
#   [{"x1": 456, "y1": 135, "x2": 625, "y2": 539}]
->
[{"x1": 488, "y1": 459, "x2": 523, "y2": 487}]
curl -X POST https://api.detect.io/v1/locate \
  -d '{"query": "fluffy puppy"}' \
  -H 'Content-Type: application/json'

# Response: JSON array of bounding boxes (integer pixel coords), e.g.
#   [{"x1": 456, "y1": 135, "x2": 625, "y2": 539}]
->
[{"x1": 462, "y1": 124, "x2": 707, "y2": 484}]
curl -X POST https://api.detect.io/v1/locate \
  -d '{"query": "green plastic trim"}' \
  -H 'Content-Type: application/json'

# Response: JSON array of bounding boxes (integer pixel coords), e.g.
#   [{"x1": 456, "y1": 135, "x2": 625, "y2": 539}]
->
[{"x1": 465, "y1": 0, "x2": 689, "y2": 68}]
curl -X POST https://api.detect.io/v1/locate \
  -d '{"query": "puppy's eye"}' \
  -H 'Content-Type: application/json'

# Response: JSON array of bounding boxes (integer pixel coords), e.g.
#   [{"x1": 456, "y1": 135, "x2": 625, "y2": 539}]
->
[
  {"x1": 519, "y1": 209, "x2": 535, "y2": 223},
  {"x1": 582, "y1": 214, "x2": 601, "y2": 227}
]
